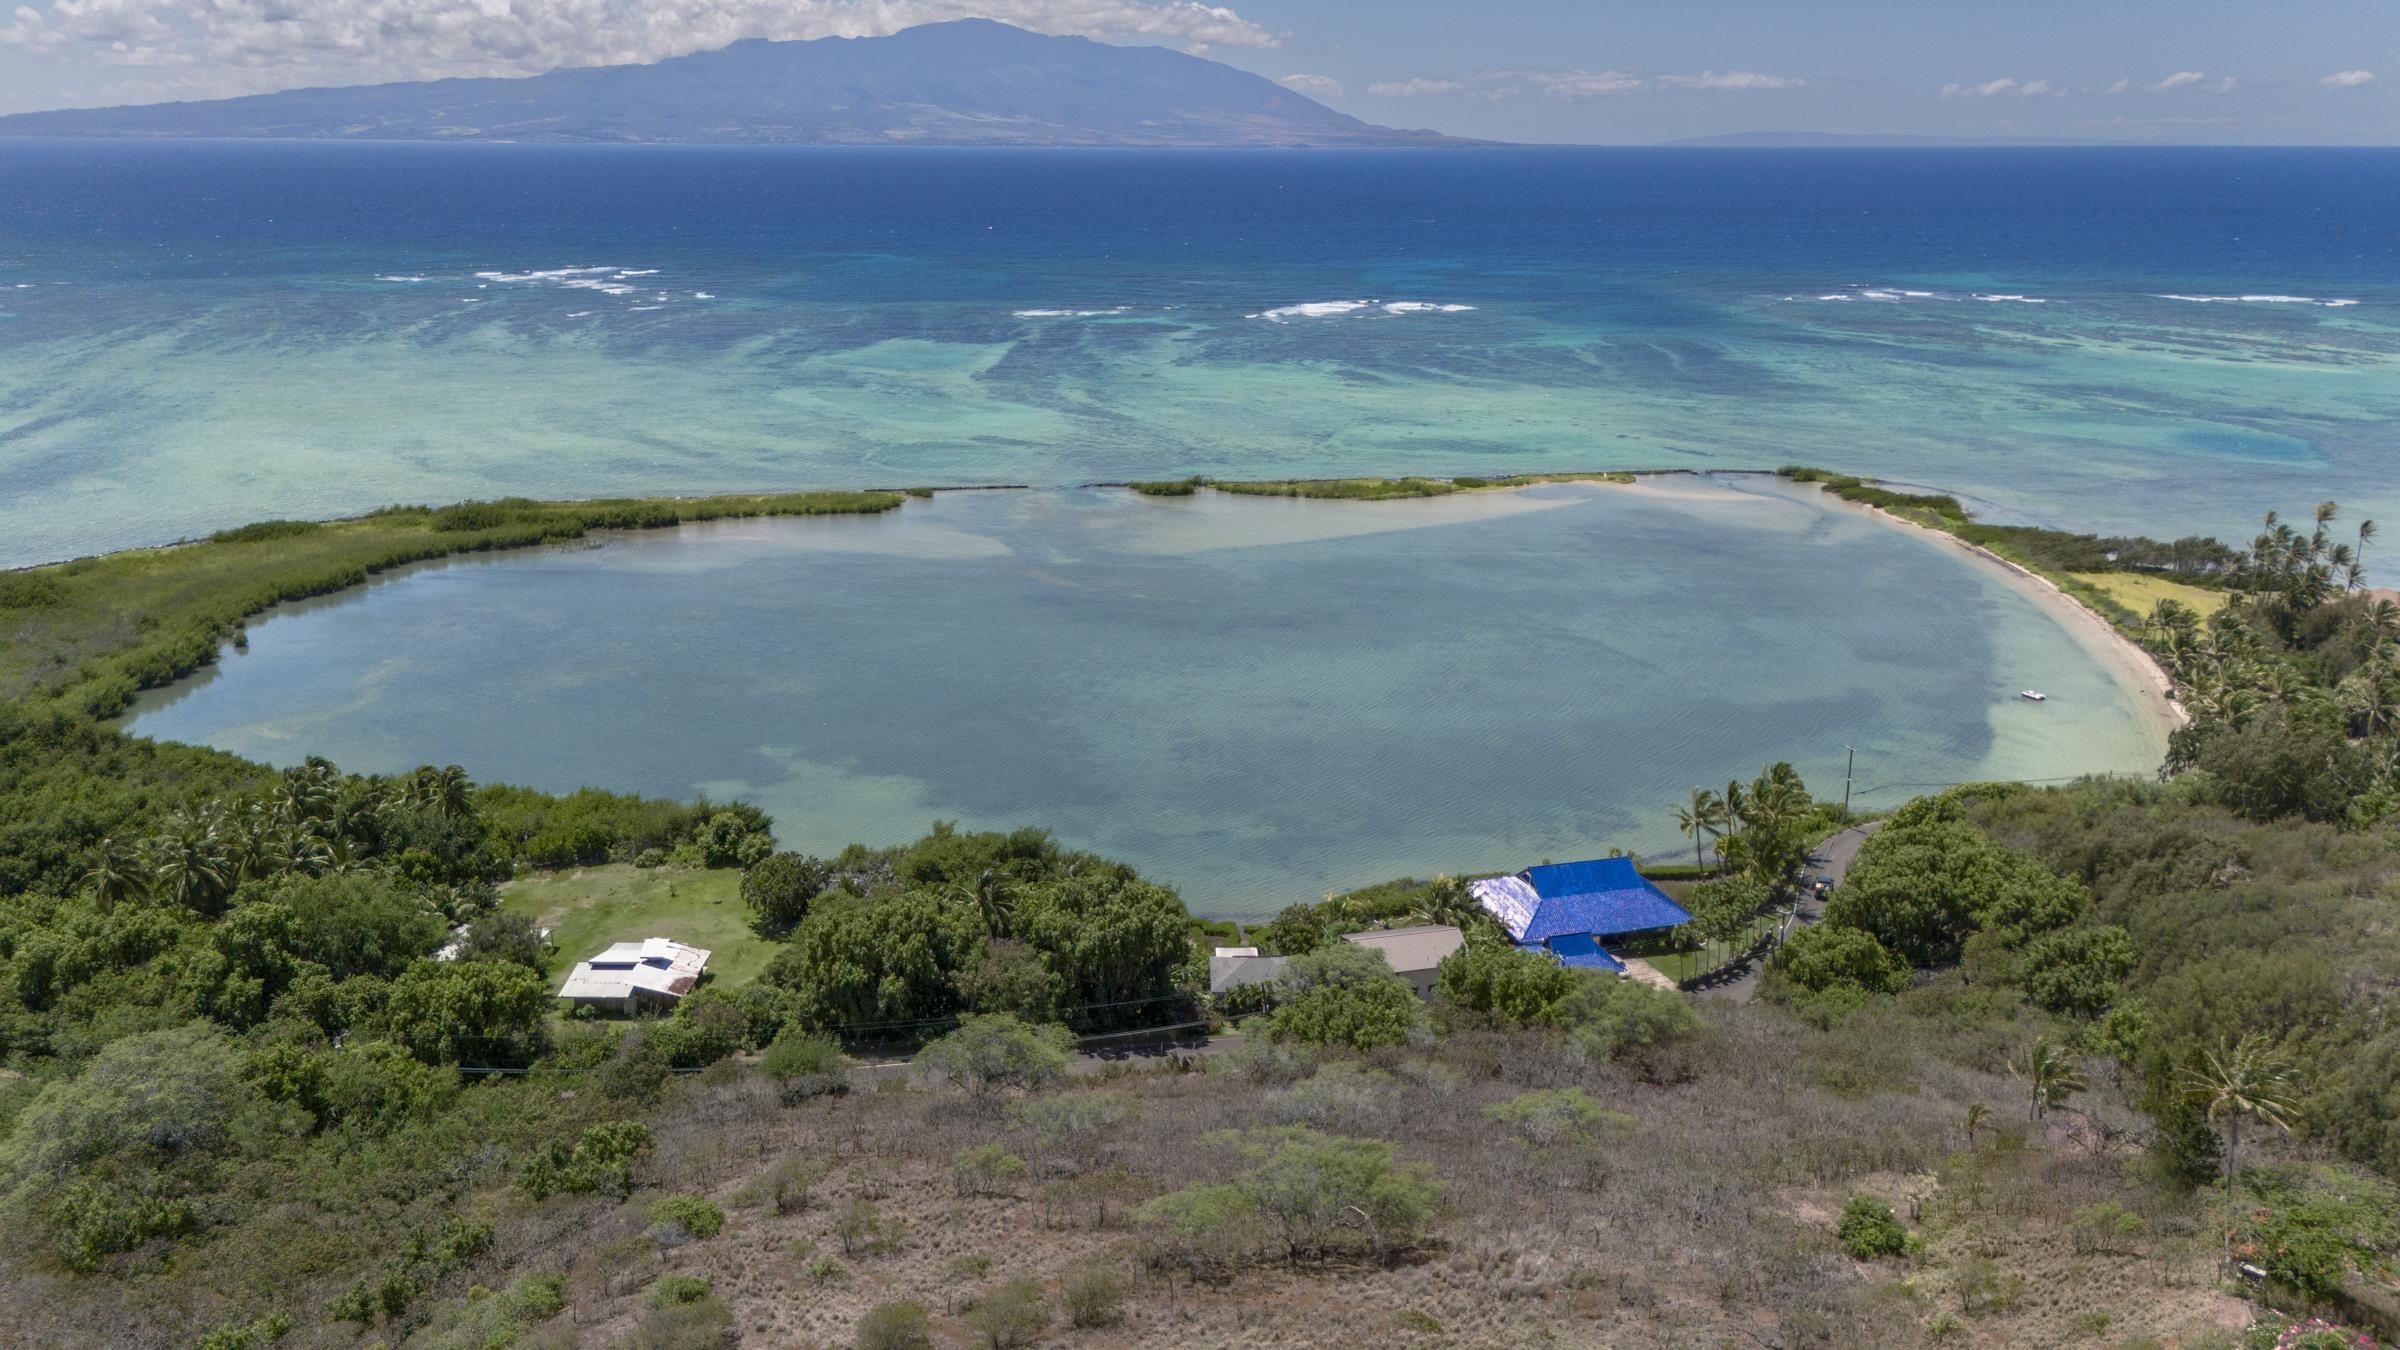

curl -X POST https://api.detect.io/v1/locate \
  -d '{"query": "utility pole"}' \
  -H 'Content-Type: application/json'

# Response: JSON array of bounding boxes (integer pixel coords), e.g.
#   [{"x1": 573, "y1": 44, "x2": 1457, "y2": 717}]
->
[{"x1": 1841, "y1": 745, "x2": 1856, "y2": 821}]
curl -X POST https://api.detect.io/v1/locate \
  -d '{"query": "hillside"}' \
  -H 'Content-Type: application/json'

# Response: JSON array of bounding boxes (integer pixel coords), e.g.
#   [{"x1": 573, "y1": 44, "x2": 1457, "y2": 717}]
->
[{"x1": 0, "y1": 20, "x2": 1467, "y2": 147}]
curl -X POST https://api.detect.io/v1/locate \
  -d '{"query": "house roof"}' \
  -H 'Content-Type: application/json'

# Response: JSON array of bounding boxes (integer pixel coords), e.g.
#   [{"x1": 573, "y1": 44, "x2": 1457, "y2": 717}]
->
[
  {"x1": 1208, "y1": 953, "x2": 1290, "y2": 993},
  {"x1": 1474, "y1": 857, "x2": 1691, "y2": 944},
  {"x1": 1540, "y1": 932, "x2": 1628, "y2": 974},
  {"x1": 1343, "y1": 924, "x2": 1465, "y2": 975},
  {"x1": 1519, "y1": 858, "x2": 1692, "y2": 941},
  {"x1": 558, "y1": 937, "x2": 710, "y2": 1001}
]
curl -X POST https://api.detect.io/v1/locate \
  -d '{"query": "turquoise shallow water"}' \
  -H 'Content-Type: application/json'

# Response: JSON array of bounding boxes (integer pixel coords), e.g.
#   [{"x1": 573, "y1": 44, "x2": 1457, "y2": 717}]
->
[
  {"x1": 126, "y1": 479, "x2": 2168, "y2": 917},
  {"x1": 3, "y1": 144, "x2": 2398, "y2": 573}
]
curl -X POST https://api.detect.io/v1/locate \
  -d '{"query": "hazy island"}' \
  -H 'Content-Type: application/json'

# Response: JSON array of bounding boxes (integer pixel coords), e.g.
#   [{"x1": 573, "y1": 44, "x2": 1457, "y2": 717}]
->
[
  {"x1": 1, "y1": 470, "x2": 2396, "y2": 1347},
  {"x1": 0, "y1": 20, "x2": 1470, "y2": 149}
]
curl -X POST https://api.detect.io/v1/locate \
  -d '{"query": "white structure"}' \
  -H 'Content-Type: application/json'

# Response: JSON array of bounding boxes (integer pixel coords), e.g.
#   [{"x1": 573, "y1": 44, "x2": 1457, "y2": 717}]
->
[
  {"x1": 557, "y1": 937, "x2": 711, "y2": 1014},
  {"x1": 1343, "y1": 924, "x2": 1466, "y2": 998},
  {"x1": 1209, "y1": 945, "x2": 1291, "y2": 995}
]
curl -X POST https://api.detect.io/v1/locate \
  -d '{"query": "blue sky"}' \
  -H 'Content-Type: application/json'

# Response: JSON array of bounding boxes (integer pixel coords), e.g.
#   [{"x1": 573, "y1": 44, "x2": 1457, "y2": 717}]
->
[{"x1": 1, "y1": 0, "x2": 2392, "y2": 142}]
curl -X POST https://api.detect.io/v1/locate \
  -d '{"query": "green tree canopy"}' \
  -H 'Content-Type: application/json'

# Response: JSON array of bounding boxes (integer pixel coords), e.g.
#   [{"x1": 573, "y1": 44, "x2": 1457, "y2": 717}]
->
[
  {"x1": 1010, "y1": 873, "x2": 1193, "y2": 1016},
  {"x1": 382, "y1": 959, "x2": 550, "y2": 1066},
  {"x1": 767, "y1": 889, "x2": 986, "y2": 1032},
  {"x1": 1770, "y1": 924, "x2": 1912, "y2": 1003},
  {"x1": 1259, "y1": 943, "x2": 1424, "y2": 1052},
  {"x1": 2019, "y1": 925, "x2": 2138, "y2": 1019},
  {"x1": 1433, "y1": 941, "x2": 1579, "y2": 1028},
  {"x1": 1825, "y1": 817, "x2": 2087, "y2": 966},
  {"x1": 0, "y1": 1023, "x2": 258, "y2": 1192},
  {"x1": 238, "y1": 871, "x2": 446, "y2": 982},
  {"x1": 741, "y1": 851, "x2": 833, "y2": 939}
]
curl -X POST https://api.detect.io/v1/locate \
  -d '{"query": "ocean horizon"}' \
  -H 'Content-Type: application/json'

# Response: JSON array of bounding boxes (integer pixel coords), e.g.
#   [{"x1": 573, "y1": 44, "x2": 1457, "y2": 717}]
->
[{"x1": 3, "y1": 141, "x2": 2397, "y2": 573}]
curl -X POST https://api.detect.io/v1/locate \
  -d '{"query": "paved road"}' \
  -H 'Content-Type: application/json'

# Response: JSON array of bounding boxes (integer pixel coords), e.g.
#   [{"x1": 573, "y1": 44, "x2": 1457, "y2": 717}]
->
[{"x1": 1693, "y1": 819, "x2": 1882, "y2": 1002}]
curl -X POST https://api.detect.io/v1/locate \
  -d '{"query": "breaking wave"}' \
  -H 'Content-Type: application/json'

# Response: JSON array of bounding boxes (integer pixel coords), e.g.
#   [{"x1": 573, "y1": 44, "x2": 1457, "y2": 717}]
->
[{"x1": 1246, "y1": 299, "x2": 1477, "y2": 321}]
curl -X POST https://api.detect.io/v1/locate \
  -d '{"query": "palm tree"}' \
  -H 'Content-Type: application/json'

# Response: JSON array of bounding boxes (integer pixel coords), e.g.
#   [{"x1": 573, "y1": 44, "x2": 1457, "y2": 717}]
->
[
  {"x1": 431, "y1": 765, "x2": 474, "y2": 820},
  {"x1": 958, "y1": 869, "x2": 1012, "y2": 939},
  {"x1": 2357, "y1": 518, "x2": 2378, "y2": 587},
  {"x1": 272, "y1": 757, "x2": 341, "y2": 827},
  {"x1": 1673, "y1": 788, "x2": 1719, "y2": 872},
  {"x1": 80, "y1": 837, "x2": 146, "y2": 910},
  {"x1": 2017, "y1": 1037, "x2": 2085, "y2": 1122},
  {"x1": 1406, "y1": 875, "x2": 1491, "y2": 934},
  {"x1": 145, "y1": 815, "x2": 231, "y2": 914},
  {"x1": 2181, "y1": 1034, "x2": 2301, "y2": 1201}
]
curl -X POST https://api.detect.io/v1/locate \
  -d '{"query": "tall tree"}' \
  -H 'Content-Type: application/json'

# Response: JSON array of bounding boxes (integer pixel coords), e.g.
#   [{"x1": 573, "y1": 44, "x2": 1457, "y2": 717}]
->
[
  {"x1": 2018, "y1": 1037, "x2": 2086, "y2": 1122},
  {"x1": 1673, "y1": 788, "x2": 1719, "y2": 872},
  {"x1": 2181, "y1": 1034, "x2": 2301, "y2": 1200}
]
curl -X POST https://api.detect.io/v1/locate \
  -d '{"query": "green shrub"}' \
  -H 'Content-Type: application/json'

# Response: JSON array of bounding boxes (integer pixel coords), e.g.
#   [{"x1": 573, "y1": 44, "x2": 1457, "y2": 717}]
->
[
  {"x1": 855, "y1": 1300, "x2": 935, "y2": 1350},
  {"x1": 1156, "y1": 1126, "x2": 1444, "y2": 1264},
  {"x1": 519, "y1": 1121, "x2": 652, "y2": 1199},
  {"x1": 1061, "y1": 1266, "x2": 1129, "y2": 1328},
  {"x1": 632, "y1": 1291, "x2": 734, "y2": 1350},
  {"x1": 647, "y1": 1274, "x2": 715, "y2": 1308},
  {"x1": 1954, "y1": 1255, "x2": 2024, "y2": 1313},
  {"x1": 1835, "y1": 1195, "x2": 1907, "y2": 1259},
  {"x1": 964, "y1": 1278, "x2": 1051, "y2": 1349},
  {"x1": 835, "y1": 1198, "x2": 901, "y2": 1256},
  {"x1": 1259, "y1": 943, "x2": 1423, "y2": 1051},
  {"x1": 918, "y1": 1014, "x2": 1075, "y2": 1099},
  {"x1": 649, "y1": 1194, "x2": 726, "y2": 1241},
  {"x1": 761, "y1": 1026, "x2": 851, "y2": 1103},
  {"x1": 807, "y1": 1254, "x2": 849, "y2": 1283},
  {"x1": 193, "y1": 1314, "x2": 293, "y2": 1350},
  {"x1": 952, "y1": 1143, "x2": 1028, "y2": 1196},
  {"x1": 1129, "y1": 476, "x2": 1204, "y2": 496},
  {"x1": 1557, "y1": 971, "x2": 1700, "y2": 1062},
  {"x1": 1486, "y1": 1087, "x2": 1636, "y2": 1149},
  {"x1": 736, "y1": 1155, "x2": 828, "y2": 1215},
  {"x1": 1434, "y1": 941, "x2": 1579, "y2": 1027}
]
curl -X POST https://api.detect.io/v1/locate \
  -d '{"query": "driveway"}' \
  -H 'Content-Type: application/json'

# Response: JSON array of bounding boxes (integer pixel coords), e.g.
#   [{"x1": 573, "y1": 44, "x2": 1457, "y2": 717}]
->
[{"x1": 1692, "y1": 819, "x2": 1881, "y2": 1002}]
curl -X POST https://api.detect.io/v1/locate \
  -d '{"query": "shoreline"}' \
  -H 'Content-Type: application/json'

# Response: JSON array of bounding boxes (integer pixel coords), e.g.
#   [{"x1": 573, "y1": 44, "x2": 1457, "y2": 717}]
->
[
  {"x1": 17, "y1": 470, "x2": 2196, "y2": 762},
  {"x1": 1801, "y1": 486, "x2": 2191, "y2": 743}
]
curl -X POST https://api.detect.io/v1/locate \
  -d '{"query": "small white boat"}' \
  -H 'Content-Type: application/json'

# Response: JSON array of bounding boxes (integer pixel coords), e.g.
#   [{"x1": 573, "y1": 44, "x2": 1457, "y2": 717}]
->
[{"x1": 2019, "y1": 689, "x2": 2048, "y2": 702}]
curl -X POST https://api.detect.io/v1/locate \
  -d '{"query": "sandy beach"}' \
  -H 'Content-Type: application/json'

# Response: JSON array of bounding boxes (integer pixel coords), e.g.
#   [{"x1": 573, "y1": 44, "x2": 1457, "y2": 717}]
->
[{"x1": 1809, "y1": 489, "x2": 2192, "y2": 742}]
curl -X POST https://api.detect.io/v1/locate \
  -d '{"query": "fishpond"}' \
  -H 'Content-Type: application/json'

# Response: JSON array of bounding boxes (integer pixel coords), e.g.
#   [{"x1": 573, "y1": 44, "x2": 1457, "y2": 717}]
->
[{"x1": 126, "y1": 477, "x2": 2170, "y2": 917}]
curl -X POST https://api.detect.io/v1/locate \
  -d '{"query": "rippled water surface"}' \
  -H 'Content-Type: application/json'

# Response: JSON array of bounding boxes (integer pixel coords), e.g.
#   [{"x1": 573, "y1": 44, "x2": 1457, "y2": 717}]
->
[
  {"x1": 127, "y1": 479, "x2": 2168, "y2": 916},
  {"x1": 4, "y1": 143, "x2": 2399, "y2": 571}
]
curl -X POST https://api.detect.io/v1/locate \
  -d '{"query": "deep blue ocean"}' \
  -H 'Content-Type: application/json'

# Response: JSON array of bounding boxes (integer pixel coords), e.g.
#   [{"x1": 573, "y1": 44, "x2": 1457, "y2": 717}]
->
[{"x1": 4, "y1": 141, "x2": 2398, "y2": 569}]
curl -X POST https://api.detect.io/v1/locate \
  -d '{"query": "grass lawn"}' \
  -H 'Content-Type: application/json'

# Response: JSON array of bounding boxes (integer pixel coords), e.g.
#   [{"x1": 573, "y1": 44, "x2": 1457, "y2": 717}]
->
[
  {"x1": 500, "y1": 864, "x2": 776, "y2": 987},
  {"x1": 2067, "y1": 571, "x2": 2229, "y2": 621}
]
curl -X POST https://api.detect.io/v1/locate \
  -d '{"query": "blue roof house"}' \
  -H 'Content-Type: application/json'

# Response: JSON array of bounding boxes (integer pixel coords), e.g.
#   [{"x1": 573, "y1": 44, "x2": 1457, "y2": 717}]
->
[{"x1": 1469, "y1": 857, "x2": 1692, "y2": 974}]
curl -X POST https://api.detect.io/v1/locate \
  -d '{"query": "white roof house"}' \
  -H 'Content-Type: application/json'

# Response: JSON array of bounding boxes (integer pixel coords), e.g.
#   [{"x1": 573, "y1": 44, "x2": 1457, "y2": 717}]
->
[{"x1": 558, "y1": 937, "x2": 710, "y2": 1011}]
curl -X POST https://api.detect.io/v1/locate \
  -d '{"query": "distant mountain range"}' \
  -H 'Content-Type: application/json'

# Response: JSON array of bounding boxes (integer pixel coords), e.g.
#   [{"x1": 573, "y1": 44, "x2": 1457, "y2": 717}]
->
[
  {"x1": 0, "y1": 20, "x2": 1467, "y2": 148},
  {"x1": 1668, "y1": 131, "x2": 2120, "y2": 148}
]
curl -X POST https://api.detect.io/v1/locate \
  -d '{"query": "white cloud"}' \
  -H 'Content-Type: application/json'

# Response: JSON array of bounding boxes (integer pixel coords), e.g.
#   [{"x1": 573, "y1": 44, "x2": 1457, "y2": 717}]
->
[
  {"x1": 2148, "y1": 70, "x2": 2205, "y2": 92},
  {"x1": 1276, "y1": 72, "x2": 1342, "y2": 97},
  {"x1": 0, "y1": 0, "x2": 1282, "y2": 91},
  {"x1": 2320, "y1": 68, "x2": 2377, "y2": 89},
  {"x1": 1363, "y1": 66, "x2": 1802, "y2": 103},
  {"x1": 2206, "y1": 75, "x2": 2237, "y2": 94},
  {"x1": 1366, "y1": 77, "x2": 1461, "y2": 97},
  {"x1": 2105, "y1": 78, "x2": 2130, "y2": 95},
  {"x1": 1523, "y1": 69, "x2": 1644, "y2": 100},
  {"x1": 1655, "y1": 70, "x2": 1802, "y2": 92},
  {"x1": 1940, "y1": 77, "x2": 2054, "y2": 98}
]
